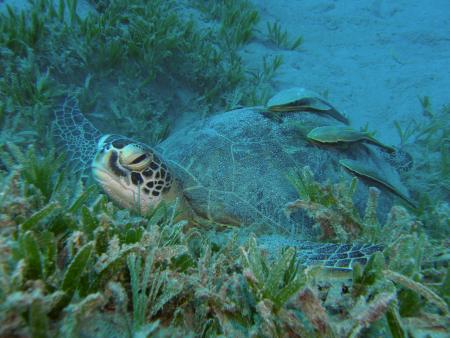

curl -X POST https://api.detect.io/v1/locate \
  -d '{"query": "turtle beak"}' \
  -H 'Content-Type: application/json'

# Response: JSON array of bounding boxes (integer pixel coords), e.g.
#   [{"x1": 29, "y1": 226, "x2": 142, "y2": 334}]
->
[
  {"x1": 92, "y1": 149, "x2": 113, "y2": 185},
  {"x1": 93, "y1": 149, "x2": 128, "y2": 181},
  {"x1": 92, "y1": 149, "x2": 130, "y2": 200},
  {"x1": 91, "y1": 148, "x2": 159, "y2": 213}
]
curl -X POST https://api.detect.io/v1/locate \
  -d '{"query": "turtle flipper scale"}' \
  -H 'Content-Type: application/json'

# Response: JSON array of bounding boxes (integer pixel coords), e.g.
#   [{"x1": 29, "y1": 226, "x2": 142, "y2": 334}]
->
[
  {"x1": 258, "y1": 235, "x2": 383, "y2": 270},
  {"x1": 54, "y1": 97, "x2": 102, "y2": 173},
  {"x1": 296, "y1": 241, "x2": 383, "y2": 270}
]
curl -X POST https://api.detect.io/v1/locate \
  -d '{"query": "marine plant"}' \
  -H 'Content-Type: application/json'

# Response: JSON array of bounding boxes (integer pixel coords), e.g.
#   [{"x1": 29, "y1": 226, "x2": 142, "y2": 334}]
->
[
  {"x1": 0, "y1": 145, "x2": 449, "y2": 336},
  {"x1": 287, "y1": 166, "x2": 366, "y2": 242},
  {"x1": 267, "y1": 21, "x2": 303, "y2": 50},
  {"x1": 286, "y1": 166, "x2": 449, "y2": 336},
  {"x1": 245, "y1": 55, "x2": 285, "y2": 106},
  {"x1": 1, "y1": 0, "x2": 284, "y2": 145},
  {"x1": 1, "y1": 0, "x2": 448, "y2": 336},
  {"x1": 192, "y1": 0, "x2": 288, "y2": 108},
  {"x1": 194, "y1": 0, "x2": 260, "y2": 48},
  {"x1": 241, "y1": 237, "x2": 306, "y2": 311},
  {"x1": 393, "y1": 98, "x2": 450, "y2": 238}
]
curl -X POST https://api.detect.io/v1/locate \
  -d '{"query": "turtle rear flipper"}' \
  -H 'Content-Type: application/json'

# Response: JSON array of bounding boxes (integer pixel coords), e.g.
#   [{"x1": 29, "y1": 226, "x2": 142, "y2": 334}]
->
[
  {"x1": 258, "y1": 235, "x2": 382, "y2": 271},
  {"x1": 380, "y1": 147, "x2": 414, "y2": 173},
  {"x1": 296, "y1": 241, "x2": 383, "y2": 270},
  {"x1": 54, "y1": 96, "x2": 103, "y2": 173}
]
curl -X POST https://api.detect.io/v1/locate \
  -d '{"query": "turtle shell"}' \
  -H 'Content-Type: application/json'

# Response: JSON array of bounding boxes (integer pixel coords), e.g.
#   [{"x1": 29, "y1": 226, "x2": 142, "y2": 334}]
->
[{"x1": 157, "y1": 108, "x2": 406, "y2": 239}]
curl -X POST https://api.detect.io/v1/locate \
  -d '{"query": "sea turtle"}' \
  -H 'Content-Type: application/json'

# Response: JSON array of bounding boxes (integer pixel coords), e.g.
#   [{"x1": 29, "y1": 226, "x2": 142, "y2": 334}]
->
[{"x1": 54, "y1": 93, "x2": 413, "y2": 269}]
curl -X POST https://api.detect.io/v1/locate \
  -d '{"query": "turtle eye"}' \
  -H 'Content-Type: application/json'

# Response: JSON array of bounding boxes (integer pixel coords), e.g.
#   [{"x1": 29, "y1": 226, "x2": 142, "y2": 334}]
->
[
  {"x1": 119, "y1": 144, "x2": 152, "y2": 170},
  {"x1": 130, "y1": 154, "x2": 148, "y2": 165}
]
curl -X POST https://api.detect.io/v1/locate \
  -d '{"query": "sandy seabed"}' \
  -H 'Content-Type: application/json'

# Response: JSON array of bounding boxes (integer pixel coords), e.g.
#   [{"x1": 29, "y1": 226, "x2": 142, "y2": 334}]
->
[
  {"x1": 2, "y1": 0, "x2": 449, "y2": 143},
  {"x1": 247, "y1": 0, "x2": 450, "y2": 143}
]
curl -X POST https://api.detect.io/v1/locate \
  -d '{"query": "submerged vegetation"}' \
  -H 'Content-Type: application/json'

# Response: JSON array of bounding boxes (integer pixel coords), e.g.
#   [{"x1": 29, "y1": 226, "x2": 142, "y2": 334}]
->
[
  {"x1": 0, "y1": 146, "x2": 448, "y2": 336},
  {"x1": 0, "y1": 0, "x2": 282, "y2": 145},
  {"x1": 0, "y1": 0, "x2": 449, "y2": 337},
  {"x1": 266, "y1": 21, "x2": 303, "y2": 50},
  {"x1": 393, "y1": 98, "x2": 450, "y2": 239}
]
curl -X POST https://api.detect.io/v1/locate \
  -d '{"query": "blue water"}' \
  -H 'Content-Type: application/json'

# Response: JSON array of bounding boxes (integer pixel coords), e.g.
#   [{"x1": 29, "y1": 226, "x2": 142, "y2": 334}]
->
[{"x1": 0, "y1": 0, "x2": 448, "y2": 336}]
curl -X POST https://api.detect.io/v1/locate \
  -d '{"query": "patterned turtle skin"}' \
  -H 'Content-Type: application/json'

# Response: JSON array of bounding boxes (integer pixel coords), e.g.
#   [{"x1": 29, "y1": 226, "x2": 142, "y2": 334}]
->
[{"x1": 55, "y1": 97, "x2": 411, "y2": 269}]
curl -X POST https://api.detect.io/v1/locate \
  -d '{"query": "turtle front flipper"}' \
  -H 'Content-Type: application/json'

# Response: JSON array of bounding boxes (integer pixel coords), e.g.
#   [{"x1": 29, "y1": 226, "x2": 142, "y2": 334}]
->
[
  {"x1": 54, "y1": 96, "x2": 186, "y2": 215},
  {"x1": 54, "y1": 96, "x2": 103, "y2": 172}
]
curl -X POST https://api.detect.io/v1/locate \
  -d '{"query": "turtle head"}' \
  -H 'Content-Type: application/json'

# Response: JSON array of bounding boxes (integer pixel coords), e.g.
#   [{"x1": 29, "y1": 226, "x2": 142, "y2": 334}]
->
[{"x1": 92, "y1": 135, "x2": 175, "y2": 213}]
